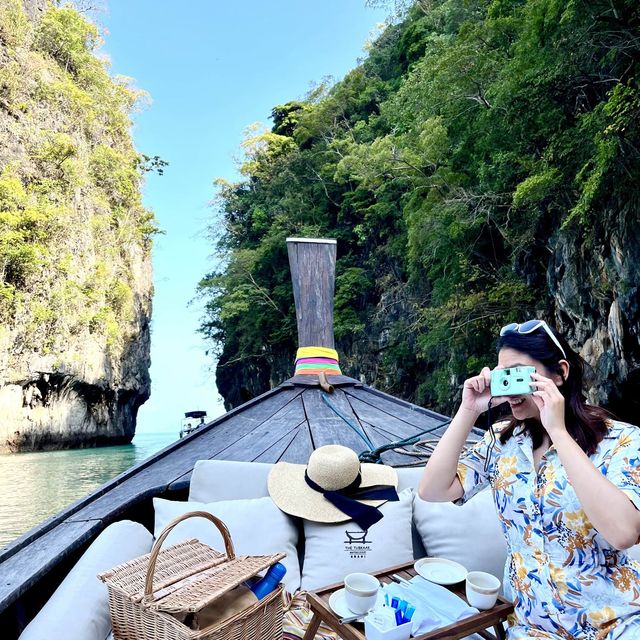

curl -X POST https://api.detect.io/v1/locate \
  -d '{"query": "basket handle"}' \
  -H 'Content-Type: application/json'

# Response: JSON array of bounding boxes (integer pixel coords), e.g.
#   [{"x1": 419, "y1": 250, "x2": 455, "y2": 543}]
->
[{"x1": 144, "y1": 510, "x2": 236, "y2": 597}]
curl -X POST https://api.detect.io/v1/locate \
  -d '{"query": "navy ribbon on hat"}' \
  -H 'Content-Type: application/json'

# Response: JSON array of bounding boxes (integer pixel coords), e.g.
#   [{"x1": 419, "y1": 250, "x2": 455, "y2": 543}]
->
[{"x1": 304, "y1": 471, "x2": 399, "y2": 530}]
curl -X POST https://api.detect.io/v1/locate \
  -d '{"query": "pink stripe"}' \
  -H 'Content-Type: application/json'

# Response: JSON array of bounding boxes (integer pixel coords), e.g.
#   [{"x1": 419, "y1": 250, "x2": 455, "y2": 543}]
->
[{"x1": 295, "y1": 357, "x2": 338, "y2": 364}]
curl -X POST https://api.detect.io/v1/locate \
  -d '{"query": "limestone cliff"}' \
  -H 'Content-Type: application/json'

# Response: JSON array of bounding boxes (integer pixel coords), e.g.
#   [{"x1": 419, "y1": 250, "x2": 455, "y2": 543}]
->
[
  {"x1": 0, "y1": 0, "x2": 153, "y2": 451},
  {"x1": 551, "y1": 209, "x2": 640, "y2": 422}
]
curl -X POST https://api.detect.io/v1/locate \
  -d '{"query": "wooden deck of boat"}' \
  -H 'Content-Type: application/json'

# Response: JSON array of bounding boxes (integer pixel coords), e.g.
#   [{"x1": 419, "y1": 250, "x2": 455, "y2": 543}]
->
[{"x1": 0, "y1": 375, "x2": 478, "y2": 625}]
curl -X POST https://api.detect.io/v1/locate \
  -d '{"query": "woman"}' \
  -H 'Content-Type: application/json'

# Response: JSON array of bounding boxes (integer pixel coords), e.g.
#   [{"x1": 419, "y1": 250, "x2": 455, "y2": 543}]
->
[{"x1": 419, "y1": 319, "x2": 640, "y2": 639}]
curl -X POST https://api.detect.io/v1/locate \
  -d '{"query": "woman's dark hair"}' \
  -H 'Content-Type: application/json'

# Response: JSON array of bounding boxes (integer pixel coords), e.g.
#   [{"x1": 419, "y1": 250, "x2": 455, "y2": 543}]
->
[{"x1": 497, "y1": 324, "x2": 612, "y2": 455}]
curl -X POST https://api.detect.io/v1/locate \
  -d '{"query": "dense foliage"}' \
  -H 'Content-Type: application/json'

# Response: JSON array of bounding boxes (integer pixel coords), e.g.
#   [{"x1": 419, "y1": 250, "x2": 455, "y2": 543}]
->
[
  {"x1": 0, "y1": 0, "x2": 157, "y2": 355},
  {"x1": 199, "y1": 0, "x2": 640, "y2": 413}
]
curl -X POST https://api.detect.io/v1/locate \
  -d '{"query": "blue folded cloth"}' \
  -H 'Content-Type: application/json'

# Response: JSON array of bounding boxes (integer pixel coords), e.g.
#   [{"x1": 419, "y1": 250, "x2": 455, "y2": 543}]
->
[{"x1": 382, "y1": 577, "x2": 479, "y2": 636}]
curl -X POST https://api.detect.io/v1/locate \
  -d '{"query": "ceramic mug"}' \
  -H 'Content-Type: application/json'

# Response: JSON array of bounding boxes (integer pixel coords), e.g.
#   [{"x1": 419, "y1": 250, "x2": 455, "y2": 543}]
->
[
  {"x1": 344, "y1": 572, "x2": 380, "y2": 614},
  {"x1": 465, "y1": 571, "x2": 501, "y2": 610}
]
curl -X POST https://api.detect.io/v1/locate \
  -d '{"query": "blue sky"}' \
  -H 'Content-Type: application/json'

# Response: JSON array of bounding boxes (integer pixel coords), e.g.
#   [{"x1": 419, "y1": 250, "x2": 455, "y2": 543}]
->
[{"x1": 99, "y1": 1, "x2": 388, "y2": 435}]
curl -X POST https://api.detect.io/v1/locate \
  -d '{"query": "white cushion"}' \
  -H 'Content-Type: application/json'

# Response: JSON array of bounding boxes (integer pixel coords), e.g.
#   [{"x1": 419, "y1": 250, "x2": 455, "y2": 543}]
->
[
  {"x1": 628, "y1": 544, "x2": 640, "y2": 562},
  {"x1": 19, "y1": 520, "x2": 153, "y2": 640},
  {"x1": 189, "y1": 461, "x2": 422, "y2": 503},
  {"x1": 300, "y1": 488, "x2": 415, "y2": 591},
  {"x1": 413, "y1": 489, "x2": 508, "y2": 580},
  {"x1": 189, "y1": 459, "x2": 271, "y2": 502},
  {"x1": 153, "y1": 497, "x2": 301, "y2": 592},
  {"x1": 395, "y1": 466, "x2": 423, "y2": 493}
]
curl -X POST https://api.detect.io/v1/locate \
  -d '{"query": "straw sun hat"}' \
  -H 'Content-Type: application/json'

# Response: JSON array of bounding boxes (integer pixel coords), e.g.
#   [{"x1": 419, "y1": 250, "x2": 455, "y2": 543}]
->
[{"x1": 268, "y1": 444, "x2": 399, "y2": 530}]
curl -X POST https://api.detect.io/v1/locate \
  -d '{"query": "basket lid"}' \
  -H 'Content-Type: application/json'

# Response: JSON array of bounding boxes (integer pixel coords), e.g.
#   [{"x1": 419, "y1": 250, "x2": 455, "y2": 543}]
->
[
  {"x1": 99, "y1": 510, "x2": 286, "y2": 614},
  {"x1": 100, "y1": 539, "x2": 225, "y2": 599},
  {"x1": 100, "y1": 539, "x2": 285, "y2": 614},
  {"x1": 99, "y1": 540, "x2": 286, "y2": 613},
  {"x1": 144, "y1": 551, "x2": 285, "y2": 614}
]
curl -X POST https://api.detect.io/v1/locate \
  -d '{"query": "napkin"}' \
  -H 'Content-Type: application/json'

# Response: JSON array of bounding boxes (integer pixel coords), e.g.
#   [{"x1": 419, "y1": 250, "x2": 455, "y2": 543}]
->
[{"x1": 382, "y1": 577, "x2": 479, "y2": 636}]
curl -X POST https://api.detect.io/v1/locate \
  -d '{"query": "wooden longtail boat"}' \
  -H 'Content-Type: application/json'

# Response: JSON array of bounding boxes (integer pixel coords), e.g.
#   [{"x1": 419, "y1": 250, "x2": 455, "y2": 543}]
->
[{"x1": 0, "y1": 238, "x2": 478, "y2": 638}]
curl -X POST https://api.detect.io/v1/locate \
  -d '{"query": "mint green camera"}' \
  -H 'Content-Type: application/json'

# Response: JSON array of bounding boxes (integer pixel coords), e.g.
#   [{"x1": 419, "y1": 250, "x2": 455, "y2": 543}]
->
[{"x1": 490, "y1": 366, "x2": 536, "y2": 396}]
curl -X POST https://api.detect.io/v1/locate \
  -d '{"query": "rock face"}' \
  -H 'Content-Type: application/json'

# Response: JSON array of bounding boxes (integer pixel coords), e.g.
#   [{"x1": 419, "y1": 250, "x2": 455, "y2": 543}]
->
[
  {"x1": 0, "y1": 0, "x2": 153, "y2": 451},
  {"x1": 19, "y1": 0, "x2": 44, "y2": 22},
  {"x1": 551, "y1": 211, "x2": 640, "y2": 422},
  {"x1": 0, "y1": 253, "x2": 152, "y2": 452},
  {"x1": 216, "y1": 348, "x2": 291, "y2": 411}
]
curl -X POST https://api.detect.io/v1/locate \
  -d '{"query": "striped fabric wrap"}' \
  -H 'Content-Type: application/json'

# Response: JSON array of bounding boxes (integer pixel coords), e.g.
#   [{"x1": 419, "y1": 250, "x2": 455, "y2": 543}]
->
[
  {"x1": 294, "y1": 347, "x2": 341, "y2": 376},
  {"x1": 283, "y1": 592, "x2": 339, "y2": 640}
]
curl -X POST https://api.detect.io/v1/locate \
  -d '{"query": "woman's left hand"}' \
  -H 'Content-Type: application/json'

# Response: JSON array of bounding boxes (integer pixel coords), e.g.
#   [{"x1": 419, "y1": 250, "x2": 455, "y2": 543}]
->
[{"x1": 530, "y1": 372, "x2": 566, "y2": 437}]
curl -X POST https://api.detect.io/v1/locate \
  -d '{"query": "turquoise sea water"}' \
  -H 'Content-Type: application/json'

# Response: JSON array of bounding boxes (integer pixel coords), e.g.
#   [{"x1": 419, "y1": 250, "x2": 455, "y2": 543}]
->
[{"x1": 0, "y1": 431, "x2": 177, "y2": 549}]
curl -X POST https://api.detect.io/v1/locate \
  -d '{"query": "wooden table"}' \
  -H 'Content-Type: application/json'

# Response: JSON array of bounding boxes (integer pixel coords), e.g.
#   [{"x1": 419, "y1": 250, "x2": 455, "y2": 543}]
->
[{"x1": 302, "y1": 561, "x2": 513, "y2": 640}]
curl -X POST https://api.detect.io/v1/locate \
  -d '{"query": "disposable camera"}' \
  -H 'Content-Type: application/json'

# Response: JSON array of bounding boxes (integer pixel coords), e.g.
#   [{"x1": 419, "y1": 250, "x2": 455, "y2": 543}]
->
[{"x1": 490, "y1": 366, "x2": 536, "y2": 396}]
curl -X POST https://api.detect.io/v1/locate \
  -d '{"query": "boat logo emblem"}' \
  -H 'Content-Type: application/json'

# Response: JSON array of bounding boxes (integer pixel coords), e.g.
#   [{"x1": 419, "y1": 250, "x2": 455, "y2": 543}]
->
[{"x1": 344, "y1": 528, "x2": 372, "y2": 559}]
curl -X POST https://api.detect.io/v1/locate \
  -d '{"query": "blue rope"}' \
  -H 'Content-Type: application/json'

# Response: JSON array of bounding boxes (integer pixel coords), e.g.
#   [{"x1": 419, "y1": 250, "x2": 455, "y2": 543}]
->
[
  {"x1": 357, "y1": 421, "x2": 451, "y2": 464},
  {"x1": 320, "y1": 393, "x2": 376, "y2": 450},
  {"x1": 320, "y1": 392, "x2": 453, "y2": 464}
]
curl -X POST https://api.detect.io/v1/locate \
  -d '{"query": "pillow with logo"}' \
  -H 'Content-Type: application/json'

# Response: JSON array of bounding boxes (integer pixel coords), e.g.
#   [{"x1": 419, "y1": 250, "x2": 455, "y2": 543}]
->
[
  {"x1": 299, "y1": 488, "x2": 414, "y2": 591},
  {"x1": 153, "y1": 496, "x2": 301, "y2": 593}
]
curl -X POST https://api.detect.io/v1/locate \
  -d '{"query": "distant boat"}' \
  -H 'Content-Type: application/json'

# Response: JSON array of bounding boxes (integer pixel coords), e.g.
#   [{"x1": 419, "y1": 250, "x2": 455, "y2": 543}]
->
[
  {"x1": 179, "y1": 410, "x2": 207, "y2": 438},
  {"x1": 0, "y1": 238, "x2": 480, "y2": 638}
]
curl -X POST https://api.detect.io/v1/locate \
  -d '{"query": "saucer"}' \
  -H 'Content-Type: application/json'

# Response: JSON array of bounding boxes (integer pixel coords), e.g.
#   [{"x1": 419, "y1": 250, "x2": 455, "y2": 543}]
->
[
  {"x1": 328, "y1": 587, "x2": 384, "y2": 619},
  {"x1": 414, "y1": 557, "x2": 468, "y2": 585}
]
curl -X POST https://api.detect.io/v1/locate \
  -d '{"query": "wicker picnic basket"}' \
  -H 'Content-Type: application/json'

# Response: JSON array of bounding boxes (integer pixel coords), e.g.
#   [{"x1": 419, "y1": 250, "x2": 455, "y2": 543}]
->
[{"x1": 99, "y1": 511, "x2": 285, "y2": 640}]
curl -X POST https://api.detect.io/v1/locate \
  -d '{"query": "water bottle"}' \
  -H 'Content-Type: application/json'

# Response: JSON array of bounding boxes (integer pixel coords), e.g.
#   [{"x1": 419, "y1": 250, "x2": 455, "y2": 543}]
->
[{"x1": 248, "y1": 562, "x2": 287, "y2": 599}]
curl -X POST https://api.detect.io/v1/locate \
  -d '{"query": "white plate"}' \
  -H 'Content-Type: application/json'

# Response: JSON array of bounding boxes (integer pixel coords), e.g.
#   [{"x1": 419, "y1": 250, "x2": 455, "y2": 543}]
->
[
  {"x1": 414, "y1": 557, "x2": 468, "y2": 585},
  {"x1": 328, "y1": 587, "x2": 384, "y2": 619}
]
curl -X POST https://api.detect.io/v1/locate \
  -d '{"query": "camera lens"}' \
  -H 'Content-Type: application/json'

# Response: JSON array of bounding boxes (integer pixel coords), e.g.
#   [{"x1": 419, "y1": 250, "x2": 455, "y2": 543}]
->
[{"x1": 502, "y1": 379, "x2": 509, "y2": 387}]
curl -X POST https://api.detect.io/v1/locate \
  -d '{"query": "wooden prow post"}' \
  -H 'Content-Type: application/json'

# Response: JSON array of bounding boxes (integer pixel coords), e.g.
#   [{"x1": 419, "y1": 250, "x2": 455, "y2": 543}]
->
[
  {"x1": 287, "y1": 237, "x2": 337, "y2": 392},
  {"x1": 287, "y1": 238, "x2": 337, "y2": 348}
]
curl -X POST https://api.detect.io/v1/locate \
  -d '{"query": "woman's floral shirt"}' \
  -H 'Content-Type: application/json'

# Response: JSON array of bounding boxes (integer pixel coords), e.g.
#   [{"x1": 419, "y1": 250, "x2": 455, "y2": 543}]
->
[{"x1": 457, "y1": 420, "x2": 640, "y2": 639}]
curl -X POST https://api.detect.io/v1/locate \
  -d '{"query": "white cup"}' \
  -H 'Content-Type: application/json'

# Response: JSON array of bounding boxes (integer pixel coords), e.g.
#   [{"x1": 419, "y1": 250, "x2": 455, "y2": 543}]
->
[
  {"x1": 344, "y1": 572, "x2": 380, "y2": 614},
  {"x1": 465, "y1": 571, "x2": 501, "y2": 610}
]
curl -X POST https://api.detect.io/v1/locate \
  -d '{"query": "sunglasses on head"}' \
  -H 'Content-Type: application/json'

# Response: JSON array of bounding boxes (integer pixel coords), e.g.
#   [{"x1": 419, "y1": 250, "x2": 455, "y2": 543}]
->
[{"x1": 499, "y1": 319, "x2": 567, "y2": 359}]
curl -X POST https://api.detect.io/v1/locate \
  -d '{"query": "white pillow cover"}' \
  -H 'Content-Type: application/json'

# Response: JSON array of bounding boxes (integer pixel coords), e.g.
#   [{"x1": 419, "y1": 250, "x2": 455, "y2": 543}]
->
[
  {"x1": 412, "y1": 488, "x2": 508, "y2": 580},
  {"x1": 153, "y1": 496, "x2": 301, "y2": 592},
  {"x1": 628, "y1": 544, "x2": 640, "y2": 563},
  {"x1": 19, "y1": 520, "x2": 153, "y2": 640},
  {"x1": 188, "y1": 460, "x2": 423, "y2": 502},
  {"x1": 300, "y1": 488, "x2": 415, "y2": 591},
  {"x1": 188, "y1": 459, "x2": 272, "y2": 502}
]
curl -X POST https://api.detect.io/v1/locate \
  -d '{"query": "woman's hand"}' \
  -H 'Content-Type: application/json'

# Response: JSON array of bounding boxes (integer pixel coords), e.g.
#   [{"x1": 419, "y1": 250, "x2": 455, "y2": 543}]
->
[
  {"x1": 460, "y1": 367, "x2": 504, "y2": 416},
  {"x1": 531, "y1": 372, "x2": 566, "y2": 437}
]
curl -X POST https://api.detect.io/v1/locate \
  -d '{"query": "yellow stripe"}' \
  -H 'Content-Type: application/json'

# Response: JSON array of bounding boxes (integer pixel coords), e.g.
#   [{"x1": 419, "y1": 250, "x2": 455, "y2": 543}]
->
[{"x1": 296, "y1": 346, "x2": 339, "y2": 361}]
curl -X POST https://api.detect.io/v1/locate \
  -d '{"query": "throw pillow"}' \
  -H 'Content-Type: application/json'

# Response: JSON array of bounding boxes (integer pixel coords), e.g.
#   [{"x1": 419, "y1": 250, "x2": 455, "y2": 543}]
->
[
  {"x1": 628, "y1": 544, "x2": 640, "y2": 563},
  {"x1": 300, "y1": 488, "x2": 414, "y2": 591},
  {"x1": 412, "y1": 488, "x2": 508, "y2": 580},
  {"x1": 153, "y1": 496, "x2": 301, "y2": 592}
]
